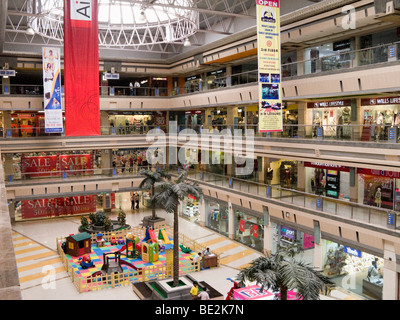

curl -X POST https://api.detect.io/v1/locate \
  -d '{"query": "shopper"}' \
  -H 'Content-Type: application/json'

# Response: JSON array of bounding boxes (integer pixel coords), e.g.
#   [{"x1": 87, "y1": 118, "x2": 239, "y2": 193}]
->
[
  {"x1": 135, "y1": 192, "x2": 140, "y2": 209},
  {"x1": 129, "y1": 82, "x2": 133, "y2": 96},
  {"x1": 202, "y1": 247, "x2": 211, "y2": 256},
  {"x1": 190, "y1": 281, "x2": 199, "y2": 300},
  {"x1": 134, "y1": 80, "x2": 140, "y2": 95},
  {"x1": 198, "y1": 288, "x2": 210, "y2": 300},
  {"x1": 131, "y1": 193, "x2": 136, "y2": 211}
]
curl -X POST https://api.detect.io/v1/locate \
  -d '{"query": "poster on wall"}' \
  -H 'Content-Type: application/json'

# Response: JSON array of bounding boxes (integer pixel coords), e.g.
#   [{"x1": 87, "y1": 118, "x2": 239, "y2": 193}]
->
[
  {"x1": 257, "y1": 0, "x2": 282, "y2": 132},
  {"x1": 64, "y1": 0, "x2": 100, "y2": 136},
  {"x1": 21, "y1": 155, "x2": 59, "y2": 177},
  {"x1": 21, "y1": 195, "x2": 96, "y2": 219},
  {"x1": 59, "y1": 154, "x2": 93, "y2": 175},
  {"x1": 42, "y1": 47, "x2": 63, "y2": 133}
]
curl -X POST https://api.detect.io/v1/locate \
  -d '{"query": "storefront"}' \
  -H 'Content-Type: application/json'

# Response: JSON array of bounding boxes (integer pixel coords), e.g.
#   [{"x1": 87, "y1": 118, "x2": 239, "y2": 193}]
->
[
  {"x1": 282, "y1": 103, "x2": 298, "y2": 137},
  {"x1": 322, "y1": 239, "x2": 383, "y2": 300},
  {"x1": 108, "y1": 111, "x2": 154, "y2": 134},
  {"x1": 304, "y1": 162, "x2": 350, "y2": 200},
  {"x1": 264, "y1": 159, "x2": 298, "y2": 187},
  {"x1": 205, "y1": 107, "x2": 228, "y2": 128},
  {"x1": 246, "y1": 105, "x2": 258, "y2": 130},
  {"x1": 184, "y1": 74, "x2": 203, "y2": 93},
  {"x1": 360, "y1": 96, "x2": 400, "y2": 141},
  {"x1": 182, "y1": 194, "x2": 200, "y2": 224},
  {"x1": 204, "y1": 198, "x2": 229, "y2": 236},
  {"x1": 4, "y1": 150, "x2": 101, "y2": 180},
  {"x1": 184, "y1": 110, "x2": 203, "y2": 130},
  {"x1": 307, "y1": 99, "x2": 352, "y2": 138},
  {"x1": 304, "y1": 38, "x2": 355, "y2": 74},
  {"x1": 357, "y1": 168, "x2": 399, "y2": 209},
  {"x1": 206, "y1": 69, "x2": 226, "y2": 89},
  {"x1": 270, "y1": 221, "x2": 315, "y2": 265},
  {"x1": 112, "y1": 148, "x2": 152, "y2": 173},
  {"x1": 234, "y1": 207, "x2": 264, "y2": 252},
  {"x1": 9, "y1": 112, "x2": 64, "y2": 137}
]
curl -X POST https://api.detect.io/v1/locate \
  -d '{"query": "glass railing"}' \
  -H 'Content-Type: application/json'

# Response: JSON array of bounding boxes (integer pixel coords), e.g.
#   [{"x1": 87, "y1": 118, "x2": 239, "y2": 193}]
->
[
  {"x1": 170, "y1": 168, "x2": 400, "y2": 231},
  {"x1": 4, "y1": 163, "x2": 400, "y2": 230},
  {"x1": 2, "y1": 123, "x2": 400, "y2": 144},
  {"x1": 282, "y1": 41, "x2": 400, "y2": 77}
]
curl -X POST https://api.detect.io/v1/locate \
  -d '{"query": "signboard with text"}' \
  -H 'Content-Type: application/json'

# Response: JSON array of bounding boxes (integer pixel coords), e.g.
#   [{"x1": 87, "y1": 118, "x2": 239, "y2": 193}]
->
[{"x1": 257, "y1": 0, "x2": 282, "y2": 132}]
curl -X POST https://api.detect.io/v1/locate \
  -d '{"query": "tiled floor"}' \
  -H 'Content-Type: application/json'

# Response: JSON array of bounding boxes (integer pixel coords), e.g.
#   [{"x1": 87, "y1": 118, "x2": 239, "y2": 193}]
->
[{"x1": 10, "y1": 193, "x2": 363, "y2": 300}]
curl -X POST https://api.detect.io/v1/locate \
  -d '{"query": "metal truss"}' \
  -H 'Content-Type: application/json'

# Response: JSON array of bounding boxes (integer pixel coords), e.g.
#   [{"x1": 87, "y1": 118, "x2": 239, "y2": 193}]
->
[{"x1": 3, "y1": 0, "x2": 256, "y2": 54}]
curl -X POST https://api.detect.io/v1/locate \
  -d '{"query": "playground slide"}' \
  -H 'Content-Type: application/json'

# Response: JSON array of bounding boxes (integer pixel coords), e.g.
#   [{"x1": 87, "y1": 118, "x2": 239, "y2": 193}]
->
[
  {"x1": 120, "y1": 259, "x2": 140, "y2": 271},
  {"x1": 118, "y1": 245, "x2": 126, "y2": 253},
  {"x1": 148, "y1": 229, "x2": 157, "y2": 242},
  {"x1": 161, "y1": 229, "x2": 172, "y2": 244},
  {"x1": 91, "y1": 271, "x2": 103, "y2": 277}
]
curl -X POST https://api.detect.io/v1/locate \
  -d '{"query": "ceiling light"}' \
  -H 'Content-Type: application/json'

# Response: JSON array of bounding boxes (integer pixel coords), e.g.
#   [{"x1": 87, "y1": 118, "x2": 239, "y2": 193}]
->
[
  {"x1": 183, "y1": 38, "x2": 191, "y2": 47},
  {"x1": 138, "y1": 10, "x2": 147, "y2": 23},
  {"x1": 26, "y1": 26, "x2": 35, "y2": 36}
]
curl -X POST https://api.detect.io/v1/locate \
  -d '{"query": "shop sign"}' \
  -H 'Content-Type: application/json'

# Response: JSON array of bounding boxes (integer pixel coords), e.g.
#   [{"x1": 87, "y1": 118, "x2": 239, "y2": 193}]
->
[
  {"x1": 307, "y1": 99, "x2": 352, "y2": 109},
  {"x1": 0, "y1": 70, "x2": 16, "y2": 77},
  {"x1": 304, "y1": 162, "x2": 350, "y2": 172},
  {"x1": 280, "y1": 226, "x2": 295, "y2": 240},
  {"x1": 60, "y1": 154, "x2": 93, "y2": 174},
  {"x1": 344, "y1": 247, "x2": 361, "y2": 258},
  {"x1": 21, "y1": 195, "x2": 96, "y2": 219},
  {"x1": 184, "y1": 110, "x2": 203, "y2": 115},
  {"x1": 361, "y1": 96, "x2": 400, "y2": 106},
  {"x1": 357, "y1": 168, "x2": 400, "y2": 179},
  {"x1": 21, "y1": 155, "x2": 59, "y2": 177}
]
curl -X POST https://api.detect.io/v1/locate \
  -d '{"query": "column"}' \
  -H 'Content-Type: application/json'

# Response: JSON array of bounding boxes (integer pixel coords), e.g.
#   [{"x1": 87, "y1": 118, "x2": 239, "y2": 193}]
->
[
  {"x1": 351, "y1": 98, "x2": 362, "y2": 141},
  {"x1": 263, "y1": 206, "x2": 272, "y2": 255},
  {"x1": 3, "y1": 153, "x2": 14, "y2": 181},
  {"x1": 228, "y1": 198, "x2": 235, "y2": 240},
  {"x1": 382, "y1": 240, "x2": 399, "y2": 300},
  {"x1": 8, "y1": 200, "x2": 15, "y2": 222},
  {"x1": 297, "y1": 101, "x2": 308, "y2": 138},
  {"x1": 257, "y1": 156, "x2": 267, "y2": 183},
  {"x1": 296, "y1": 48, "x2": 304, "y2": 76},
  {"x1": 297, "y1": 161, "x2": 306, "y2": 192},
  {"x1": 349, "y1": 167, "x2": 358, "y2": 203},
  {"x1": 100, "y1": 149, "x2": 112, "y2": 176},
  {"x1": 100, "y1": 111, "x2": 110, "y2": 135},
  {"x1": 198, "y1": 198, "x2": 206, "y2": 228},
  {"x1": 227, "y1": 106, "x2": 238, "y2": 129},
  {"x1": 1, "y1": 76, "x2": 10, "y2": 95},
  {"x1": 313, "y1": 230, "x2": 323, "y2": 269},
  {"x1": 3, "y1": 111, "x2": 11, "y2": 137},
  {"x1": 226, "y1": 66, "x2": 232, "y2": 87}
]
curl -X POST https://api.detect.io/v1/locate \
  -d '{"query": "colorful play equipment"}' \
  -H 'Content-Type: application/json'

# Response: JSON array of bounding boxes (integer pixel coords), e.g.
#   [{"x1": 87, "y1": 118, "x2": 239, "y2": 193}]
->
[
  {"x1": 110, "y1": 234, "x2": 117, "y2": 245},
  {"x1": 142, "y1": 226, "x2": 157, "y2": 243},
  {"x1": 179, "y1": 244, "x2": 192, "y2": 253},
  {"x1": 141, "y1": 241, "x2": 159, "y2": 263},
  {"x1": 158, "y1": 228, "x2": 172, "y2": 244},
  {"x1": 78, "y1": 254, "x2": 94, "y2": 269},
  {"x1": 120, "y1": 233, "x2": 140, "y2": 259},
  {"x1": 96, "y1": 233, "x2": 105, "y2": 247}
]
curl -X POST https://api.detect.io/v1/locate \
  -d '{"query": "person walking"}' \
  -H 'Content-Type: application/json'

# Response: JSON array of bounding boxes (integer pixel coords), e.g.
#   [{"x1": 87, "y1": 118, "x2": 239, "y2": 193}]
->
[
  {"x1": 135, "y1": 192, "x2": 140, "y2": 209},
  {"x1": 131, "y1": 193, "x2": 136, "y2": 211},
  {"x1": 198, "y1": 288, "x2": 210, "y2": 300},
  {"x1": 190, "y1": 281, "x2": 199, "y2": 300}
]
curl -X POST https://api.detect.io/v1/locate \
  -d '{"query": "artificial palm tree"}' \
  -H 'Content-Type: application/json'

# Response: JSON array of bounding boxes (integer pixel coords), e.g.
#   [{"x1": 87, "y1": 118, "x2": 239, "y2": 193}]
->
[
  {"x1": 139, "y1": 168, "x2": 171, "y2": 220},
  {"x1": 152, "y1": 169, "x2": 203, "y2": 287},
  {"x1": 236, "y1": 244, "x2": 334, "y2": 300}
]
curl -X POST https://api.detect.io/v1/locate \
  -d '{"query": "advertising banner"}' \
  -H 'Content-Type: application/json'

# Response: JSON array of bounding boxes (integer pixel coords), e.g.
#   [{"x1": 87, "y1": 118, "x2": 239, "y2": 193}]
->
[
  {"x1": 64, "y1": 0, "x2": 100, "y2": 136},
  {"x1": 42, "y1": 47, "x2": 63, "y2": 133},
  {"x1": 21, "y1": 195, "x2": 96, "y2": 219},
  {"x1": 21, "y1": 155, "x2": 59, "y2": 177},
  {"x1": 60, "y1": 154, "x2": 93, "y2": 175},
  {"x1": 257, "y1": 0, "x2": 282, "y2": 132}
]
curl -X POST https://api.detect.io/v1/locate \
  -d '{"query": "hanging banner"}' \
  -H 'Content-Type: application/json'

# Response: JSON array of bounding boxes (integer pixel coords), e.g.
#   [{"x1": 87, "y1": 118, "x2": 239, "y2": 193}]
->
[
  {"x1": 257, "y1": 0, "x2": 282, "y2": 132},
  {"x1": 42, "y1": 47, "x2": 63, "y2": 133},
  {"x1": 64, "y1": 0, "x2": 100, "y2": 136},
  {"x1": 60, "y1": 154, "x2": 93, "y2": 176},
  {"x1": 21, "y1": 155, "x2": 59, "y2": 178},
  {"x1": 21, "y1": 195, "x2": 96, "y2": 219}
]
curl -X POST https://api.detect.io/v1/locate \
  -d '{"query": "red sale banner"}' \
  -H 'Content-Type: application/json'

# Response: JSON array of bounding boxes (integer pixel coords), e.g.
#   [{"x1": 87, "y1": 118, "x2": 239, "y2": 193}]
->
[
  {"x1": 239, "y1": 219, "x2": 245, "y2": 232},
  {"x1": 64, "y1": 0, "x2": 100, "y2": 136},
  {"x1": 21, "y1": 195, "x2": 96, "y2": 219},
  {"x1": 21, "y1": 155, "x2": 59, "y2": 177},
  {"x1": 252, "y1": 224, "x2": 259, "y2": 238},
  {"x1": 60, "y1": 154, "x2": 93, "y2": 176}
]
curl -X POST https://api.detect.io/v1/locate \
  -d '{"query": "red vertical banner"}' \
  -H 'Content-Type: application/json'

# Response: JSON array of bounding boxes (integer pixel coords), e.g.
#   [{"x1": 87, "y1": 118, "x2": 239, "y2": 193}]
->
[{"x1": 64, "y1": 0, "x2": 100, "y2": 136}]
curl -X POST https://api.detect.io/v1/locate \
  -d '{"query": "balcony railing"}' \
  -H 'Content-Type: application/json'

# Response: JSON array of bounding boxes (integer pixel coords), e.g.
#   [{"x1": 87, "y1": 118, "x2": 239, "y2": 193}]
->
[{"x1": 2, "y1": 123, "x2": 400, "y2": 144}]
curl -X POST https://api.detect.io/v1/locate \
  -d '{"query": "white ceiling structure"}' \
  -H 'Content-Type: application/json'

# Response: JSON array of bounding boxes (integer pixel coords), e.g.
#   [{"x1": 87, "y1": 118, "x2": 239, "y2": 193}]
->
[{"x1": 1, "y1": 0, "x2": 259, "y2": 59}]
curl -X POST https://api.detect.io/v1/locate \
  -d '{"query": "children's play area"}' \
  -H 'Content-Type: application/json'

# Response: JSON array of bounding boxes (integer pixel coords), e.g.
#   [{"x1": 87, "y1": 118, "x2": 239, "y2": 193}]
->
[{"x1": 56, "y1": 225, "x2": 219, "y2": 293}]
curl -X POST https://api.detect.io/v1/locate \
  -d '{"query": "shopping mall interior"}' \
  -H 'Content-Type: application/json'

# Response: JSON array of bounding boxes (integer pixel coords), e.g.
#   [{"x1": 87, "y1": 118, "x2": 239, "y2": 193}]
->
[{"x1": 1, "y1": 0, "x2": 400, "y2": 302}]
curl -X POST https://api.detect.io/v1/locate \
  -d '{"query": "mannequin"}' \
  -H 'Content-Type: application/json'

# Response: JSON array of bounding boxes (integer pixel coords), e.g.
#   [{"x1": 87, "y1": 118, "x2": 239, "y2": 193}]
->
[
  {"x1": 266, "y1": 167, "x2": 273, "y2": 182},
  {"x1": 374, "y1": 187, "x2": 382, "y2": 208},
  {"x1": 393, "y1": 110, "x2": 400, "y2": 126}
]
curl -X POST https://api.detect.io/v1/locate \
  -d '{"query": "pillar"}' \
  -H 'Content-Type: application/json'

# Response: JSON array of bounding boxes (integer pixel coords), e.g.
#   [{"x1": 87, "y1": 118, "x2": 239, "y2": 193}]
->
[
  {"x1": 313, "y1": 221, "x2": 323, "y2": 269},
  {"x1": 351, "y1": 98, "x2": 362, "y2": 141},
  {"x1": 297, "y1": 101, "x2": 308, "y2": 138},
  {"x1": 227, "y1": 106, "x2": 238, "y2": 129},
  {"x1": 100, "y1": 111, "x2": 110, "y2": 135},
  {"x1": 258, "y1": 156, "x2": 267, "y2": 183},
  {"x1": 296, "y1": 48, "x2": 304, "y2": 76},
  {"x1": 3, "y1": 153, "x2": 14, "y2": 180},
  {"x1": 1, "y1": 76, "x2": 10, "y2": 95},
  {"x1": 228, "y1": 198, "x2": 235, "y2": 240},
  {"x1": 226, "y1": 66, "x2": 232, "y2": 87},
  {"x1": 8, "y1": 200, "x2": 15, "y2": 223},
  {"x1": 297, "y1": 161, "x2": 306, "y2": 192},
  {"x1": 198, "y1": 198, "x2": 206, "y2": 227},
  {"x1": 100, "y1": 149, "x2": 112, "y2": 176},
  {"x1": 3, "y1": 111, "x2": 11, "y2": 138},
  {"x1": 382, "y1": 240, "x2": 399, "y2": 300},
  {"x1": 349, "y1": 167, "x2": 358, "y2": 203},
  {"x1": 263, "y1": 206, "x2": 272, "y2": 256}
]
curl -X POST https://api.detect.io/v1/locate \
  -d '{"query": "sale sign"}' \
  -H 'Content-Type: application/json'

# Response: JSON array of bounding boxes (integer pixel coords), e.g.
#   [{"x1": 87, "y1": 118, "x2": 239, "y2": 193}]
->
[
  {"x1": 60, "y1": 154, "x2": 92, "y2": 175},
  {"x1": 239, "y1": 219, "x2": 246, "y2": 232},
  {"x1": 21, "y1": 155, "x2": 59, "y2": 177},
  {"x1": 257, "y1": 0, "x2": 282, "y2": 132},
  {"x1": 252, "y1": 224, "x2": 259, "y2": 238},
  {"x1": 21, "y1": 195, "x2": 96, "y2": 219}
]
